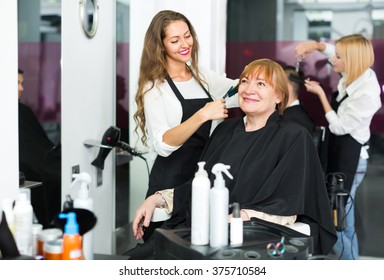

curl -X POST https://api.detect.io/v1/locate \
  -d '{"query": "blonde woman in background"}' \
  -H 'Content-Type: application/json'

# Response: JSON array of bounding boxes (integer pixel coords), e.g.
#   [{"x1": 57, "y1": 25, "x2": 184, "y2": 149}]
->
[
  {"x1": 296, "y1": 34, "x2": 382, "y2": 259},
  {"x1": 134, "y1": 10, "x2": 237, "y2": 241}
]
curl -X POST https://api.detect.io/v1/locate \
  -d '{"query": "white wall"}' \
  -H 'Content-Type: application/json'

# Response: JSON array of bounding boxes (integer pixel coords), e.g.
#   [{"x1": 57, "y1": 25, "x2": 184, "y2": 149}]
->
[
  {"x1": 129, "y1": 0, "x2": 228, "y2": 220},
  {"x1": 0, "y1": 1, "x2": 19, "y2": 209},
  {"x1": 332, "y1": 11, "x2": 372, "y2": 39},
  {"x1": 61, "y1": 0, "x2": 116, "y2": 254}
]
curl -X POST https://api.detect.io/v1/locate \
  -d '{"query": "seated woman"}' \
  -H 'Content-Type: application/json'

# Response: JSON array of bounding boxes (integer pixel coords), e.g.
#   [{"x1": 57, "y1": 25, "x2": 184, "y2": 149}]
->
[{"x1": 131, "y1": 58, "x2": 337, "y2": 258}]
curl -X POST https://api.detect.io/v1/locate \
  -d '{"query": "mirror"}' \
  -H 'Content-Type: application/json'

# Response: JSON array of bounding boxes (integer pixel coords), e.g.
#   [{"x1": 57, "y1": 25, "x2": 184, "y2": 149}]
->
[
  {"x1": 79, "y1": 0, "x2": 99, "y2": 38},
  {"x1": 18, "y1": 0, "x2": 131, "y2": 250}
]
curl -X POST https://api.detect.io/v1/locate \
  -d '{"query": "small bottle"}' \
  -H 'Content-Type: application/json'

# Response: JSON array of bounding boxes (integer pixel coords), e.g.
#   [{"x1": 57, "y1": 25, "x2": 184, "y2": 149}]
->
[
  {"x1": 31, "y1": 223, "x2": 43, "y2": 256},
  {"x1": 191, "y1": 162, "x2": 211, "y2": 245},
  {"x1": 210, "y1": 163, "x2": 233, "y2": 248},
  {"x1": 71, "y1": 172, "x2": 94, "y2": 260},
  {"x1": 59, "y1": 212, "x2": 83, "y2": 260},
  {"x1": 13, "y1": 192, "x2": 33, "y2": 256},
  {"x1": 230, "y1": 202, "x2": 243, "y2": 245}
]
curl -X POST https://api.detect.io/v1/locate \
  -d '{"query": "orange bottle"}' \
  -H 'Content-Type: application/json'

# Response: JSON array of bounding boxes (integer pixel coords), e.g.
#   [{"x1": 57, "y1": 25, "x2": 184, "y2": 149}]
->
[{"x1": 58, "y1": 212, "x2": 83, "y2": 260}]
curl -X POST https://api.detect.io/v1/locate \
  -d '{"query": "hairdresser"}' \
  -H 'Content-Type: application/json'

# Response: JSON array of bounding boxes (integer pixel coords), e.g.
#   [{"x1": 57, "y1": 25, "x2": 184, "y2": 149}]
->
[
  {"x1": 133, "y1": 10, "x2": 237, "y2": 240},
  {"x1": 295, "y1": 34, "x2": 382, "y2": 259}
]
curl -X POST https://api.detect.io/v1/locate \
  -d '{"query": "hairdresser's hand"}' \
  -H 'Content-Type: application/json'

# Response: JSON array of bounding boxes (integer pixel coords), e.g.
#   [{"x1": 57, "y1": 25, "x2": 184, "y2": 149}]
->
[
  {"x1": 132, "y1": 194, "x2": 163, "y2": 240},
  {"x1": 304, "y1": 79, "x2": 326, "y2": 98},
  {"x1": 295, "y1": 41, "x2": 324, "y2": 60},
  {"x1": 199, "y1": 99, "x2": 228, "y2": 121}
]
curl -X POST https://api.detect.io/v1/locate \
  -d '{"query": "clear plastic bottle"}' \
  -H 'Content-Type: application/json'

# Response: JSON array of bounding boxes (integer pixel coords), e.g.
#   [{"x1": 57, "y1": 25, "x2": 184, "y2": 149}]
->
[
  {"x1": 209, "y1": 163, "x2": 233, "y2": 248},
  {"x1": 59, "y1": 212, "x2": 83, "y2": 260},
  {"x1": 191, "y1": 162, "x2": 211, "y2": 245},
  {"x1": 13, "y1": 192, "x2": 33, "y2": 256}
]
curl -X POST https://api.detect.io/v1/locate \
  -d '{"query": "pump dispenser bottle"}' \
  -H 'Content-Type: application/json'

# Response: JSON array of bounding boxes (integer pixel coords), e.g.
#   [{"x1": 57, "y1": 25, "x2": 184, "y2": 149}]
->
[
  {"x1": 210, "y1": 163, "x2": 233, "y2": 247},
  {"x1": 230, "y1": 202, "x2": 243, "y2": 245},
  {"x1": 191, "y1": 162, "x2": 211, "y2": 245},
  {"x1": 59, "y1": 212, "x2": 82, "y2": 260},
  {"x1": 70, "y1": 172, "x2": 94, "y2": 260}
]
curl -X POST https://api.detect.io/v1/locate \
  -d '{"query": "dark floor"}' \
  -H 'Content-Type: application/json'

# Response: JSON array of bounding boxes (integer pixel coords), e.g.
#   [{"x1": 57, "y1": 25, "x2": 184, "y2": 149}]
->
[{"x1": 355, "y1": 153, "x2": 384, "y2": 258}]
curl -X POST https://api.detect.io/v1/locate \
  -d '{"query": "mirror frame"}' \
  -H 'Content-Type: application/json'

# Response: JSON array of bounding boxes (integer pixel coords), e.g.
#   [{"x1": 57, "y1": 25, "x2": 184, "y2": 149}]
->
[{"x1": 79, "y1": 0, "x2": 99, "y2": 39}]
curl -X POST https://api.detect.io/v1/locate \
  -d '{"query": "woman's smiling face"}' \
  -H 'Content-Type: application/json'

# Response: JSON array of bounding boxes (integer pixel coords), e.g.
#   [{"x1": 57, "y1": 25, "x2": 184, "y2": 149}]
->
[
  {"x1": 162, "y1": 20, "x2": 193, "y2": 64},
  {"x1": 238, "y1": 73, "x2": 281, "y2": 117}
]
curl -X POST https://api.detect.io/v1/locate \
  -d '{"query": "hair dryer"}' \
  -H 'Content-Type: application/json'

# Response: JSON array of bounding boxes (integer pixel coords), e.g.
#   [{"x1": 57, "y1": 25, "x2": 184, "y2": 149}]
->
[
  {"x1": 91, "y1": 126, "x2": 142, "y2": 170},
  {"x1": 91, "y1": 126, "x2": 120, "y2": 170}
]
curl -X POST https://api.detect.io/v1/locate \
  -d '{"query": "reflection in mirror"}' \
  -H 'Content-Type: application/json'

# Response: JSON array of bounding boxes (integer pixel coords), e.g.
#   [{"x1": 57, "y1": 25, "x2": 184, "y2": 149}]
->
[
  {"x1": 18, "y1": 0, "x2": 62, "y2": 228},
  {"x1": 79, "y1": 0, "x2": 99, "y2": 38},
  {"x1": 115, "y1": 0, "x2": 130, "y2": 255}
]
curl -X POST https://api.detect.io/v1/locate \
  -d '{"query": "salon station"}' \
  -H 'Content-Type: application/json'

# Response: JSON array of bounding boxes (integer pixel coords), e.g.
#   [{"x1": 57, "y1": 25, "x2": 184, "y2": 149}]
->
[{"x1": 1, "y1": 0, "x2": 384, "y2": 261}]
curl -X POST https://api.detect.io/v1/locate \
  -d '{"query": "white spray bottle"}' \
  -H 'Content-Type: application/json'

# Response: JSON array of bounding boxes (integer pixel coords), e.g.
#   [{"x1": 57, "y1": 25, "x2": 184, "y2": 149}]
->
[
  {"x1": 191, "y1": 161, "x2": 211, "y2": 245},
  {"x1": 209, "y1": 163, "x2": 233, "y2": 247},
  {"x1": 70, "y1": 172, "x2": 94, "y2": 260}
]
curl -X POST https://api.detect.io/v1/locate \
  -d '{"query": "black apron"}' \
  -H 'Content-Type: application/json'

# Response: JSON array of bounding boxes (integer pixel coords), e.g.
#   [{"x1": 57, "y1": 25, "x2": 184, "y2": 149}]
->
[
  {"x1": 146, "y1": 74, "x2": 213, "y2": 197},
  {"x1": 326, "y1": 91, "x2": 362, "y2": 193}
]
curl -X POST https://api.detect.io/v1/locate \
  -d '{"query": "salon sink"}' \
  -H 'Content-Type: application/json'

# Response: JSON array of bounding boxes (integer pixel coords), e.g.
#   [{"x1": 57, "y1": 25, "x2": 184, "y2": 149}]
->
[{"x1": 154, "y1": 218, "x2": 313, "y2": 260}]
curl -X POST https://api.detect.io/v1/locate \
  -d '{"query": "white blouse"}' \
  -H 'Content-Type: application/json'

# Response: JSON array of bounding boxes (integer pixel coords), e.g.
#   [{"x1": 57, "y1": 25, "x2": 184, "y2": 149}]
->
[
  {"x1": 143, "y1": 67, "x2": 238, "y2": 159},
  {"x1": 322, "y1": 43, "x2": 382, "y2": 157}
]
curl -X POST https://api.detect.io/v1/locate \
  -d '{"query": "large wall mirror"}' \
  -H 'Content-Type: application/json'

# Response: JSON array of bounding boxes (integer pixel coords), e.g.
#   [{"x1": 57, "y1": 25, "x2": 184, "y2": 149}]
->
[
  {"x1": 18, "y1": 0, "x2": 383, "y2": 257},
  {"x1": 225, "y1": 0, "x2": 384, "y2": 259},
  {"x1": 18, "y1": 0, "x2": 131, "y2": 250}
]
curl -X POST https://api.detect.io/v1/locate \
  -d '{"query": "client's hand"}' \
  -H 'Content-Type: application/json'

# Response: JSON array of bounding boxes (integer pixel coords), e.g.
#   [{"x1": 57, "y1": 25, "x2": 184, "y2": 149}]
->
[{"x1": 132, "y1": 193, "x2": 163, "y2": 240}]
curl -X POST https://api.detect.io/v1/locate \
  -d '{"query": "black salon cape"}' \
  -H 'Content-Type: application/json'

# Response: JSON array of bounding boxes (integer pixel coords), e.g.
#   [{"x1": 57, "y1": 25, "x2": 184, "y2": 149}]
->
[
  {"x1": 283, "y1": 105, "x2": 315, "y2": 136},
  {"x1": 18, "y1": 102, "x2": 61, "y2": 227},
  {"x1": 168, "y1": 111, "x2": 336, "y2": 255}
]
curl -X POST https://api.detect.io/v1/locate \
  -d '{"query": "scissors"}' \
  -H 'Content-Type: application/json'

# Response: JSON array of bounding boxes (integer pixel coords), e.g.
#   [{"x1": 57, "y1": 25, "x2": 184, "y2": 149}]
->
[{"x1": 267, "y1": 236, "x2": 286, "y2": 257}]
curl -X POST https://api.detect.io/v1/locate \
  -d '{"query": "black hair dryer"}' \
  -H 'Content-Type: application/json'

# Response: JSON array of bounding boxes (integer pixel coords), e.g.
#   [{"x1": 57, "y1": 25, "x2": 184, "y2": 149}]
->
[
  {"x1": 91, "y1": 126, "x2": 120, "y2": 170},
  {"x1": 91, "y1": 126, "x2": 142, "y2": 170}
]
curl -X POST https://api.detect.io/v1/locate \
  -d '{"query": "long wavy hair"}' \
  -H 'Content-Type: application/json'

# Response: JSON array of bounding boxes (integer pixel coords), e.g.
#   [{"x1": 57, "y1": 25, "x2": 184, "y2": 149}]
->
[
  {"x1": 133, "y1": 10, "x2": 204, "y2": 146},
  {"x1": 238, "y1": 58, "x2": 289, "y2": 114},
  {"x1": 335, "y1": 34, "x2": 374, "y2": 86}
]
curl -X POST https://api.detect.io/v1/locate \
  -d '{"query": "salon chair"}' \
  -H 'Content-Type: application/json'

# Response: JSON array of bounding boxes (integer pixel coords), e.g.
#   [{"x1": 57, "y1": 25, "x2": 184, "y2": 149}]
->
[{"x1": 313, "y1": 126, "x2": 328, "y2": 172}]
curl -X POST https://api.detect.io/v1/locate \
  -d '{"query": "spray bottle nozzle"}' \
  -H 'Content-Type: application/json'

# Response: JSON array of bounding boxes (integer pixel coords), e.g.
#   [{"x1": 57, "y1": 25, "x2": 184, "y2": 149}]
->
[
  {"x1": 59, "y1": 212, "x2": 79, "y2": 235},
  {"x1": 212, "y1": 163, "x2": 233, "y2": 180},
  {"x1": 69, "y1": 172, "x2": 92, "y2": 200},
  {"x1": 71, "y1": 172, "x2": 91, "y2": 185}
]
